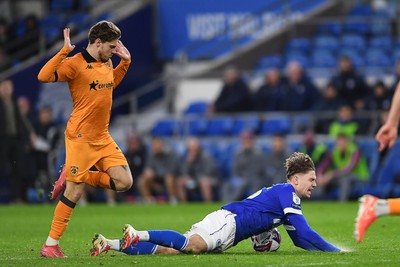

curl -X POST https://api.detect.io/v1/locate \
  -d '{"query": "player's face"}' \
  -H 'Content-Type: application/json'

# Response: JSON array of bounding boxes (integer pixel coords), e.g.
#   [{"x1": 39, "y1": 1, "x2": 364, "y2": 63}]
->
[
  {"x1": 294, "y1": 170, "x2": 317, "y2": 199},
  {"x1": 98, "y1": 40, "x2": 118, "y2": 62}
]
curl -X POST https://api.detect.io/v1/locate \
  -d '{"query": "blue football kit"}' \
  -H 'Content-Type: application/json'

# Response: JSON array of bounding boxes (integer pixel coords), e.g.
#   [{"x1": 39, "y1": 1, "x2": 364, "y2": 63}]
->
[{"x1": 223, "y1": 183, "x2": 340, "y2": 251}]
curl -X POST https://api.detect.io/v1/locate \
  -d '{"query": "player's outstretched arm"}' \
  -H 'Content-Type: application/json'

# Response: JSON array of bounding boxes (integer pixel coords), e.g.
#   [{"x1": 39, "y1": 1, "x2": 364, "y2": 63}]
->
[
  {"x1": 38, "y1": 28, "x2": 75, "y2": 82},
  {"x1": 376, "y1": 81, "x2": 400, "y2": 151},
  {"x1": 285, "y1": 214, "x2": 341, "y2": 252}
]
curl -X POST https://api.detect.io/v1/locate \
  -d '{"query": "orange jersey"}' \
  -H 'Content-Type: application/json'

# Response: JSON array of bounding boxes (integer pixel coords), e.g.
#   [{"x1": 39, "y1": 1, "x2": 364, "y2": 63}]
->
[{"x1": 38, "y1": 47, "x2": 130, "y2": 142}]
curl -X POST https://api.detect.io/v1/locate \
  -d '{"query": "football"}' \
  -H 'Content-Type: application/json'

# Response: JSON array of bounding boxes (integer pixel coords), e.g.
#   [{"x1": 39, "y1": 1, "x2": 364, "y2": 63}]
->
[{"x1": 250, "y1": 228, "x2": 281, "y2": 252}]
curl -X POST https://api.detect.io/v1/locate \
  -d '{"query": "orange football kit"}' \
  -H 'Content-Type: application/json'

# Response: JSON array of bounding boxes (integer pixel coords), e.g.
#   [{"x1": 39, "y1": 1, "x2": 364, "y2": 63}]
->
[{"x1": 38, "y1": 46, "x2": 130, "y2": 240}]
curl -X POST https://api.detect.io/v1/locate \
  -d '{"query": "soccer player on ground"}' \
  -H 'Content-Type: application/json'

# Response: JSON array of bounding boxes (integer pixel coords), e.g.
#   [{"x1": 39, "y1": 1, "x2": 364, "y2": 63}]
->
[
  {"x1": 355, "y1": 81, "x2": 400, "y2": 243},
  {"x1": 90, "y1": 152, "x2": 345, "y2": 256},
  {"x1": 38, "y1": 21, "x2": 133, "y2": 258}
]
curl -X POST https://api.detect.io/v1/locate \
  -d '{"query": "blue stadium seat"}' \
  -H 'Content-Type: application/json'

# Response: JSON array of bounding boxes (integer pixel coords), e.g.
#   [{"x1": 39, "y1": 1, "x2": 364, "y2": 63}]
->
[
  {"x1": 50, "y1": 0, "x2": 74, "y2": 12},
  {"x1": 41, "y1": 13, "x2": 66, "y2": 30},
  {"x1": 206, "y1": 117, "x2": 234, "y2": 136},
  {"x1": 184, "y1": 101, "x2": 208, "y2": 115},
  {"x1": 369, "y1": 18, "x2": 391, "y2": 36},
  {"x1": 186, "y1": 118, "x2": 208, "y2": 136},
  {"x1": 316, "y1": 21, "x2": 342, "y2": 36},
  {"x1": 150, "y1": 118, "x2": 179, "y2": 136},
  {"x1": 365, "y1": 48, "x2": 392, "y2": 67},
  {"x1": 313, "y1": 35, "x2": 340, "y2": 50},
  {"x1": 255, "y1": 54, "x2": 283, "y2": 70},
  {"x1": 231, "y1": 116, "x2": 260, "y2": 135},
  {"x1": 260, "y1": 116, "x2": 292, "y2": 135},
  {"x1": 369, "y1": 36, "x2": 392, "y2": 50},
  {"x1": 286, "y1": 37, "x2": 312, "y2": 52},
  {"x1": 341, "y1": 34, "x2": 367, "y2": 50},
  {"x1": 343, "y1": 19, "x2": 369, "y2": 35},
  {"x1": 347, "y1": 4, "x2": 374, "y2": 17},
  {"x1": 310, "y1": 49, "x2": 337, "y2": 68},
  {"x1": 67, "y1": 12, "x2": 91, "y2": 33}
]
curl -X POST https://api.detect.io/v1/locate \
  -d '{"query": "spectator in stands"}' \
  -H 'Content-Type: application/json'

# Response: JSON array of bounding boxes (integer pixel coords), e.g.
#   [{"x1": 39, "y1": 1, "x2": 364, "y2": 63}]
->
[
  {"x1": 366, "y1": 81, "x2": 392, "y2": 111},
  {"x1": 0, "y1": 80, "x2": 29, "y2": 203},
  {"x1": 31, "y1": 106, "x2": 61, "y2": 196},
  {"x1": 264, "y1": 134, "x2": 289, "y2": 185},
  {"x1": 317, "y1": 133, "x2": 370, "y2": 201},
  {"x1": 252, "y1": 68, "x2": 286, "y2": 111},
  {"x1": 299, "y1": 129, "x2": 328, "y2": 169},
  {"x1": 177, "y1": 137, "x2": 217, "y2": 202},
  {"x1": 125, "y1": 134, "x2": 146, "y2": 200},
  {"x1": 221, "y1": 129, "x2": 265, "y2": 202},
  {"x1": 282, "y1": 61, "x2": 320, "y2": 111},
  {"x1": 313, "y1": 83, "x2": 346, "y2": 133},
  {"x1": 330, "y1": 55, "x2": 369, "y2": 108},
  {"x1": 138, "y1": 137, "x2": 179, "y2": 204},
  {"x1": 209, "y1": 66, "x2": 252, "y2": 113},
  {"x1": 328, "y1": 104, "x2": 360, "y2": 138},
  {"x1": 0, "y1": 18, "x2": 13, "y2": 52}
]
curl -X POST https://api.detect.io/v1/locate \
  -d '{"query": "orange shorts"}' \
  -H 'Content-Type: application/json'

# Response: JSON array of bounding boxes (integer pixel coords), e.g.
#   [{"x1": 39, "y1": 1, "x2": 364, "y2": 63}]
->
[{"x1": 65, "y1": 135, "x2": 128, "y2": 183}]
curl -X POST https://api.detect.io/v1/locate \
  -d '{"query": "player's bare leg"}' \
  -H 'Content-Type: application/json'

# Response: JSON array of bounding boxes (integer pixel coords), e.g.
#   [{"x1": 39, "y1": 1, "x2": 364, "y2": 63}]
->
[{"x1": 106, "y1": 165, "x2": 133, "y2": 192}]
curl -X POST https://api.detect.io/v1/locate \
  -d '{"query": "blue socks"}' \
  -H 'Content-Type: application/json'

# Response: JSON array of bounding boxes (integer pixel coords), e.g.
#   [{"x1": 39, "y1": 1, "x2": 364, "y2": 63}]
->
[
  {"x1": 122, "y1": 240, "x2": 157, "y2": 255},
  {"x1": 120, "y1": 230, "x2": 188, "y2": 255},
  {"x1": 148, "y1": 230, "x2": 188, "y2": 251}
]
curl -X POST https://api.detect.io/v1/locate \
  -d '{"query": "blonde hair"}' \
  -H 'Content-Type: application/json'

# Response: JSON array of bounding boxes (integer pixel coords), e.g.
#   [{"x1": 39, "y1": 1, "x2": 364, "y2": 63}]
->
[{"x1": 285, "y1": 152, "x2": 315, "y2": 179}]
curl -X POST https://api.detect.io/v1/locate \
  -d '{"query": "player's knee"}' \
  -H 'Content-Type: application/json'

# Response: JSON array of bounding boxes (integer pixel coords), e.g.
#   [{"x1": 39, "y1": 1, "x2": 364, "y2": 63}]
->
[{"x1": 119, "y1": 176, "x2": 133, "y2": 191}]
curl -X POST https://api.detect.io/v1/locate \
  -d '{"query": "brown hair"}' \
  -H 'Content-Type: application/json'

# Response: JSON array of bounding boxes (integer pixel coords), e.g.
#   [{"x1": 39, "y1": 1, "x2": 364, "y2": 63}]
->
[
  {"x1": 88, "y1": 20, "x2": 121, "y2": 44},
  {"x1": 285, "y1": 152, "x2": 315, "y2": 179}
]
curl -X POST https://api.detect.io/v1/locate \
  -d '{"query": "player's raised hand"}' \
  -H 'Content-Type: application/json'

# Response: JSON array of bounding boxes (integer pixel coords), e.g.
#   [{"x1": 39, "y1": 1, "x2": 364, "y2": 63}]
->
[
  {"x1": 63, "y1": 28, "x2": 75, "y2": 52},
  {"x1": 376, "y1": 123, "x2": 398, "y2": 151},
  {"x1": 113, "y1": 40, "x2": 131, "y2": 61}
]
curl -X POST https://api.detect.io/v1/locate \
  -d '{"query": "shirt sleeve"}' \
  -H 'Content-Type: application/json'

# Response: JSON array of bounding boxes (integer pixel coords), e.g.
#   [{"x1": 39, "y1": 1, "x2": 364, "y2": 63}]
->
[
  {"x1": 113, "y1": 59, "x2": 131, "y2": 89},
  {"x1": 284, "y1": 214, "x2": 340, "y2": 252},
  {"x1": 279, "y1": 186, "x2": 303, "y2": 215},
  {"x1": 37, "y1": 47, "x2": 76, "y2": 82}
]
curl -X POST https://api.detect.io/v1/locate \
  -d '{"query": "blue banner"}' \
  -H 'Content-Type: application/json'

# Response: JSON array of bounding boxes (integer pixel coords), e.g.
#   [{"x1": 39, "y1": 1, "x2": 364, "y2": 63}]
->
[{"x1": 157, "y1": 0, "x2": 327, "y2": 59}]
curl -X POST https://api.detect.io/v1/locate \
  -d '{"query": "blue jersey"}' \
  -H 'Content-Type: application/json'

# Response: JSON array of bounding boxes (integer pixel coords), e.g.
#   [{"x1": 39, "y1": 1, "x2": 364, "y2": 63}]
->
[
  {"x1": 222, "y1": 183, "x2": 340, "y2": 252},
  {"x1": 222, "y1": 183, "x2": 300, "y2": 243}
]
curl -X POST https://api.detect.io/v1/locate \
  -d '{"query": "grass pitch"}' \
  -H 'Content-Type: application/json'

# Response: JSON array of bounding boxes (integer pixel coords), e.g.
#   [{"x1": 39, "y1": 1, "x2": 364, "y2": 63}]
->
[{"x1": 0, "y1": 201, "x2": 399, "y2": 267}]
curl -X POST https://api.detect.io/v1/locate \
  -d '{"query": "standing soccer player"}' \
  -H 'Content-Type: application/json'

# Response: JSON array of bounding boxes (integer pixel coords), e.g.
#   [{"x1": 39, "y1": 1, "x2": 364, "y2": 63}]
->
[
  {"x1": 355, "y1": 81, "x2": 400, "y2": 243},
  {"x1": 90, "y1": 152, "x2": 345, "y2": 256},
  {"x1": 38, "y1": 21, "x2": 133, "y2": 258}
]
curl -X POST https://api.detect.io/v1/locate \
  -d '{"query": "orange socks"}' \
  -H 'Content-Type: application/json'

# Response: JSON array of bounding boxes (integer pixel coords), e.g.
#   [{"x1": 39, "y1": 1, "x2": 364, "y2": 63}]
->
[
  {"x1": 388, "y1": 198, "x2": 400, "y2": 215},
  {"x1": 86, "y1": 171, "x2": 114, "y2": 189},
  {"x1": 49, "y1": 196, "x2": 75, "y2": 241}
]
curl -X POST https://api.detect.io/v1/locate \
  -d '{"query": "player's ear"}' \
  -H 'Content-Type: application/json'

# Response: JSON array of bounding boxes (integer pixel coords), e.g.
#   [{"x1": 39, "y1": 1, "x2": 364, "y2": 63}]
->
[
  {"x1": 95, "y1": 38, "x2": 102, "y2": 47},
  {"x1": 293, "y1": 175, "x2": 299, "y2": 185}
]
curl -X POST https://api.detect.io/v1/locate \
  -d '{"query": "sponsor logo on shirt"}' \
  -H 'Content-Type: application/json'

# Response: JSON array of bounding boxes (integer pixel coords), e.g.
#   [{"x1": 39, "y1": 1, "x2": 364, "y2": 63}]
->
[{"x1": 89, "y1": 80, "x2": 114, "y2": 91}]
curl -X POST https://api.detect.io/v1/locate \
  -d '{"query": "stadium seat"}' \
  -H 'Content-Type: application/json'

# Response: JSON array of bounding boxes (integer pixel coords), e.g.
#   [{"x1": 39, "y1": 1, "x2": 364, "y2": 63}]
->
[
  {"x1": 365, "y1": 48, "x2": 392, "y2": 67},
  {"x1": 185, "y1": 118, "x2": 208, "y2": 136},
  {"x1": 286, "y1": 37, "x2": 312, "y2": 52},
  {"x1": 40, "y1": 13, "x2": 66, "y2": 34},
  {"x1": 313, "y1": 35, "x2": 340, "y2": 50},
  {"x1": 150, "y1": 118, "x2": 179, "y2": 136},
  {"x1": 341, "y1": 34, "x2": 367, "y2": 50},
  {"x1": 184, "y1": 101, "x2": 208, "y2": 115},
  {"x1": 316, "y1": 21, "x2": 342, "y2": 36},
  {"x1": 67, "y1": 12, "x2": 91, "y2": 34},
  {"x1": 206, "y1": 117, "x2": 234, "y2": 136},
  {"x1": 255, "y1": 54, "x2": 283, "y2": 70},
  {"x1": 50, "y1": 0, "x2": 74, "y2": 12},
  {"x1": 231, "y1": 116, "x2": 260, "y2": 135},
  {"x1": 310, "y1": 49, "x2": 337, "y2": 68},
  {"x1": 347, "y1": 4, "x2": 374, "y2": 17},
  {"x1": 260, "y1": 116, "x2": 292, "y2": 135},
  {"x1": 343, "y1": 19, "x2": 369, "y2": 35},
  {"x1": 369, "y1": 36, "x2": 392, "y2": 50},
  {"x1": 369, "y1": 18, "x2": 391, "y2": 36}
]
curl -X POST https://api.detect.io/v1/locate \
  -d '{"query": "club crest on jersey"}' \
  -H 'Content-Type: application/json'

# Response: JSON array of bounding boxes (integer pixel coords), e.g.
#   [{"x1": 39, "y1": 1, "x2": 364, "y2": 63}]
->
[
  {"x1": 292, "y1": 192, "x2": 301, "y2": 205},
  {"x1": 70, "y1": 166, "x2": 79, "y2": 176}
]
